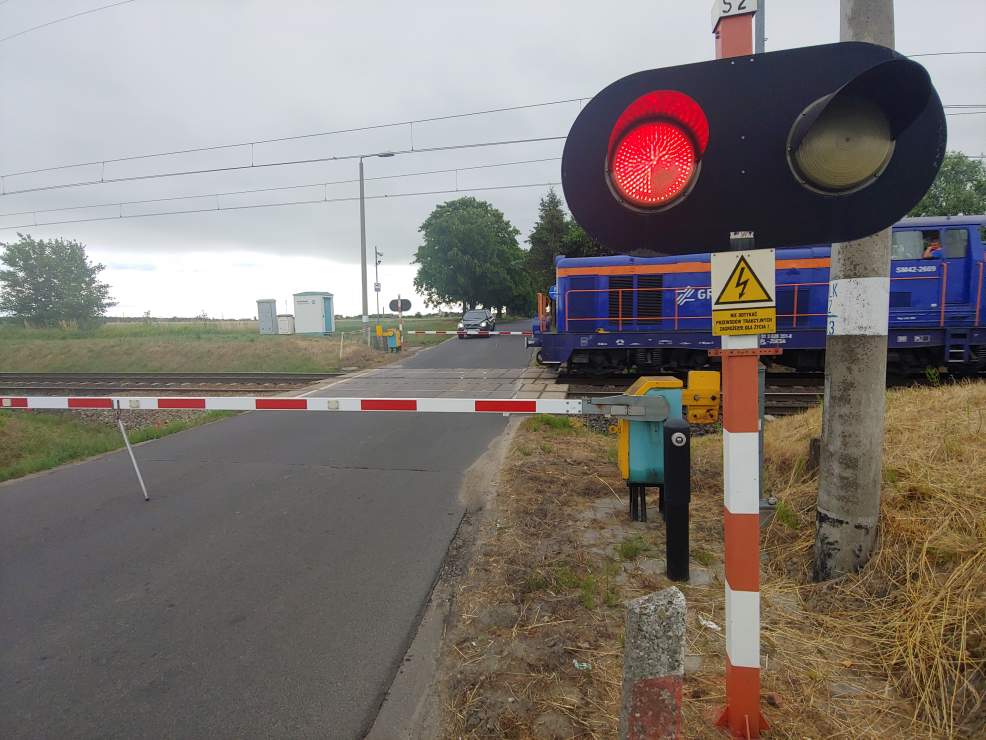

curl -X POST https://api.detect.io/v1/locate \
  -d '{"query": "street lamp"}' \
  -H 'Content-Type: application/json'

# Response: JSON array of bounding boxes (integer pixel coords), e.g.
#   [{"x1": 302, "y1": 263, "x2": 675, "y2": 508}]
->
[{"x1": 359, "y1": 152, "x2": 394, "y2": 345}]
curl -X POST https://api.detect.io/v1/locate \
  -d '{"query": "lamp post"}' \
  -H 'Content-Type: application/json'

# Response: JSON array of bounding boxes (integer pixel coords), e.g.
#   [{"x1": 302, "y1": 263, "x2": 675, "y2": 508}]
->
[{"x1": 359, "y1": 152, "x2": 394, "y2": 345}]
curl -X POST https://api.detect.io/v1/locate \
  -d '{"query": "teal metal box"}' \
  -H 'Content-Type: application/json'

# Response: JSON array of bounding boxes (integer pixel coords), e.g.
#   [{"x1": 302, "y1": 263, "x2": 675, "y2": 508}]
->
[{"x1": 626, "y1": 386, "x2": 683, "y2": 485}]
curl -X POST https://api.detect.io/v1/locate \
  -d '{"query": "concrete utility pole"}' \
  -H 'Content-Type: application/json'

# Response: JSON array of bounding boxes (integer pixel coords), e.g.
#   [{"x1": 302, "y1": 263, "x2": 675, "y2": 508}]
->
[
  {"x1": 755, "y1": 0, "x2": 766, "y2": 53},
  {"x1": 814, "y1": 0, "x2": 894, "y2": 581}
]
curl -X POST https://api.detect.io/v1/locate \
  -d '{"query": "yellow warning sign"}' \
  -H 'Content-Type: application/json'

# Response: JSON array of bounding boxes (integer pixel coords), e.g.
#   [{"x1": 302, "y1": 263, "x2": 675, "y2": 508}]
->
[
  {"x1": 712, "y1": 306, "x2": 776, "y2": 335},
  {"x1": 711, "y1": 249, "x2": 776, "y2": 336},
  {"x1": 715, "y1": 256, "x2": 772, "y2": 305}
]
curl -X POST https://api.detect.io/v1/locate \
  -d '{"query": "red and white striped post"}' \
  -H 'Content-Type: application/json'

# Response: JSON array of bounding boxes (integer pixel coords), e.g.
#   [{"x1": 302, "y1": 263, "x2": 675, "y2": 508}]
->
[
  {"x1": 709, "y1": 6, "x2": 768, "y2": 736},
  {"x1": 714, "y1": 337, "x2": 769, "y2": 737}
]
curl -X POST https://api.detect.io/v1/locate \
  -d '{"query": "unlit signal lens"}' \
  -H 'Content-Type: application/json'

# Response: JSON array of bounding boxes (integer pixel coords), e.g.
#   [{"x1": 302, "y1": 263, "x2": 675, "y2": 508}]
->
[{"x1": 790, "y1": 95, "x2": 894, "y2": 192}]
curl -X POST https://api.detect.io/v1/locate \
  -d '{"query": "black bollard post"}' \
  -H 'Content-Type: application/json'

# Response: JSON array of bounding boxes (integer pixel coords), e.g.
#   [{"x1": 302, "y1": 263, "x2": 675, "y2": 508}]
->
[
  {"x1": 629, "y1": 483, "x2": 647, "y2": 522},
  {"x1": 663, "y1": 418, "x2": 691, "y2": 582}
]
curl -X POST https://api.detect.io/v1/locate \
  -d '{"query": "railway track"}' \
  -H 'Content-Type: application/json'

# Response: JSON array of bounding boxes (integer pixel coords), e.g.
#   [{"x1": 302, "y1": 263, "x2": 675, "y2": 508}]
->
[
  {"x1": 559, "y1": 371, "x2": 984, "y2": 416},
  {"x1": 0, "y1": 371, "x2": 341, "y2": 395},
  {"x1": 559, "y1": 374, "x2": 825, "y2": 416}
]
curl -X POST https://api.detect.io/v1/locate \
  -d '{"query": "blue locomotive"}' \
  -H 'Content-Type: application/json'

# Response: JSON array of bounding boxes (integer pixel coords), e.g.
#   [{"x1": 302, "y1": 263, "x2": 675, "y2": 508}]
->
[{"x1": 529, "y1": 216, "x2": 986, "y2": 374}]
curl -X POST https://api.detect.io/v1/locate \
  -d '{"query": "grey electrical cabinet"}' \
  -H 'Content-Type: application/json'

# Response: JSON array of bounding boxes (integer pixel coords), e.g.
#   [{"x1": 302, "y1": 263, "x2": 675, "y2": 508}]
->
[{"x1": 257, "y1": 299, "x2": 278, "y2": 335}]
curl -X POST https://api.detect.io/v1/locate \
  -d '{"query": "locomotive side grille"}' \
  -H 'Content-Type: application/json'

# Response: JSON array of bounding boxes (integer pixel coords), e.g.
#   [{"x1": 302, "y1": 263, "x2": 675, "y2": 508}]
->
[
  {"x1": 637, "y1": 275, "x2": 664, "y2": 322},
  {"x1": 609, "y1": 276, "x2": 633, "y2": 324}
]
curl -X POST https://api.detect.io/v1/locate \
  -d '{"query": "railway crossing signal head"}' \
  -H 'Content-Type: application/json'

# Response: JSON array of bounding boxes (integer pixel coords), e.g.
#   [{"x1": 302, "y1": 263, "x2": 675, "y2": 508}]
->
[{"x1": 562, "y1": 42, "x2": 946, "y2": 255}]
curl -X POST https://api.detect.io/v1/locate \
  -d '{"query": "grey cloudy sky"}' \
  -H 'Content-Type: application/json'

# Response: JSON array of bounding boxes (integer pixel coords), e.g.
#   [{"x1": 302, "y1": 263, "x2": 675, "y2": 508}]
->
[{"x1": 0, "y1": 0, "x2": 983, "y2": 317}]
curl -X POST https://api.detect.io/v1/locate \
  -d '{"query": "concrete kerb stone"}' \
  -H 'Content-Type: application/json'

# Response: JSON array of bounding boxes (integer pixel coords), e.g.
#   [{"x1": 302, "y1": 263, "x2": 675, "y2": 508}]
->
[{"x1": 620, "y1": 587, "x2": 686, "y2": 740}]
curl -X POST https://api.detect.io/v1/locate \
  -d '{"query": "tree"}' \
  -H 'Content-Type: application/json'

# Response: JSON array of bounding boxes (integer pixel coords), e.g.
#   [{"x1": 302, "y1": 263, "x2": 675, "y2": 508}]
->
[
  {"x1": 561, "y1": 222, "x2": 605, "y2": 259},
  {"x1": 909, "y1": 151, "x2": 986, "y2": 217},
  {"x1": 0, "y1": 234, "x2": 115, "y2": 326},
  {"x1": 526, "y1": 189, "x2": 569, "y2": 292},
  {"x1": 412, "y1": 197, "x2": 528, "y2": 315},
  {"x1": 525, "y1": 190, "x2": 607, "y2": 293}
]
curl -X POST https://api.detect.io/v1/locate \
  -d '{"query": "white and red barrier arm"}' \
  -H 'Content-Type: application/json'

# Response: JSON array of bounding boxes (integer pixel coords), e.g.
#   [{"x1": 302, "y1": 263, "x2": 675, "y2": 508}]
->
[{"x1": 0, "y1": 396, "x2": 581, "y2": 414}]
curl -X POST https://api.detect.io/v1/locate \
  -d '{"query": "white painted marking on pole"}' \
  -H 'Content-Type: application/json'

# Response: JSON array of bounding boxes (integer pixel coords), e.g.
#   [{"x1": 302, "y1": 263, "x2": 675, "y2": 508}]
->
[
  {"x1": 725, "y1": 583, "x2": 760, "y2": 668},
  {"x1": 721, "y1": 333, "x2": 759, "y2": 350},
  {"x1": 724, "y1": 430, "x2": 760, "y2": 514},
  {"x1": 826, "y1": 277, "x2": 889, "y2": 336}
]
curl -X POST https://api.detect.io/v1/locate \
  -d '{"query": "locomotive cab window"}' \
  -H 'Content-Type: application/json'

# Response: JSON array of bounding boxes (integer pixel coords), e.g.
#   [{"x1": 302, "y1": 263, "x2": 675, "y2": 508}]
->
[
  {"x1": 943, "y1": 228, "x2": 969, "y2": 259},
  {"x1": 891, "y1": 229, "x2": 941, "y2": 260}
]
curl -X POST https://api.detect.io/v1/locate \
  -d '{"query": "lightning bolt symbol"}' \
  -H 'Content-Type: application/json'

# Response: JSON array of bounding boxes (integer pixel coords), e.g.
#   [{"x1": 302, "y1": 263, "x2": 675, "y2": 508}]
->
[{"x1": 736, "y1": 266, "x2": 750, "y2": 300}]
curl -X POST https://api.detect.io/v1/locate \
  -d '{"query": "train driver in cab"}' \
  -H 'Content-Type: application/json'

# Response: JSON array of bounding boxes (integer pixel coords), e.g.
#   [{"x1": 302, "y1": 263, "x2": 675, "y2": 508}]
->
[{"x1": 922, "y1": 234, "x2": 942, "y2": 259}]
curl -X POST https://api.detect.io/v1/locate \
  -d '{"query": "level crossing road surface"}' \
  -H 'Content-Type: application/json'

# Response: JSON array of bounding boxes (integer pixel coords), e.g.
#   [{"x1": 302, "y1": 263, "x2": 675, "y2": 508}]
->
[
  {"x1": 400, "y1": 318, "x2": 534, "y2": 369},
  {"x1": 0, "y1": 321, "x2": 534, "y2": 739}
]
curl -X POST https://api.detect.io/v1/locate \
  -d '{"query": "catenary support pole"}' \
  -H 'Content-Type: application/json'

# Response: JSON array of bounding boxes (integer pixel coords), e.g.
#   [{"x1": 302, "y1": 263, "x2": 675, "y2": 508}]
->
[
  {"x1": 359, "y1": 157, "x2": 370, "y2": 346},
  {"x1": 814, "y1": 0, "x2": 894, "y2": 581},
  {"x1": 755, "y1": 0, "x2": 766, "y2": 53},
  {"x1": 374, "y1": 247, "x2": 381, "y2": 323}
]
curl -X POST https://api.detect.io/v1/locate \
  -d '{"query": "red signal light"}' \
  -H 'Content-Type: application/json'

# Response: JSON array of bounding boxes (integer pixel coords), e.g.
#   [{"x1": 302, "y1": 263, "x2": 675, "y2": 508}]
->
[
  {"x1": 610, "y1": 122, "x2": 697, "y2": 206},
  {"x1": 606, "y1": 90, "x2": 709, "y2": 210}
]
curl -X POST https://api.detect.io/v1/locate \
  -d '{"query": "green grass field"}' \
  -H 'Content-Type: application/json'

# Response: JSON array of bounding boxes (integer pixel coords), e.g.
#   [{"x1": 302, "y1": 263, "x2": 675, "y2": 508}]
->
[
  {"x1": 0, "y1": 410, "x2": 230, "y2": 483},
  {"x1": 0, "y1": 317, "x2": 459, "y2": 373}
]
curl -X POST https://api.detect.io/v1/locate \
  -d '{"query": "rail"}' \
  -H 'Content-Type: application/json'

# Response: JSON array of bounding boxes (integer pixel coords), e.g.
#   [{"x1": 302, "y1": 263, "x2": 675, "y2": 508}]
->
[{"x1": 0, "y1": 371, "x2": 340, "y2": 386}]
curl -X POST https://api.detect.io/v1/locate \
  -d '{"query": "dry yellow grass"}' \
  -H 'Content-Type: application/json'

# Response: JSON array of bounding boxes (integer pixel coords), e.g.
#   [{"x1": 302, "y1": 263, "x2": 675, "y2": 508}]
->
[
  {"x1": 439, "y1": 381, "x2": 986, "y2": 739},
  {"x1": 752, "y1": 380, "x2": 986, "y2": 737}
]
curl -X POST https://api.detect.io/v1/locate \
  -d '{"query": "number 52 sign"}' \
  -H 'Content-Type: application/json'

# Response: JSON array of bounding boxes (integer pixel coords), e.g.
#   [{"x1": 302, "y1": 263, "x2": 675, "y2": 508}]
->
[{"x1": 711, "y1": 0, "x2": 757, "y2": 28}]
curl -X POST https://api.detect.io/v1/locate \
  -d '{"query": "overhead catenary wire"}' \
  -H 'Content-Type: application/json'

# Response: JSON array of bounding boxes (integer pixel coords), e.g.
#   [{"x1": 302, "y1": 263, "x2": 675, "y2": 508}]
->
[
  {"x1": 0, "y1": 180, "x2": 564, "y2": 231},
  {"x1": 0, "y1": 134, "x2": 566, "y2": 197},
  {"x1": 906, "y1": 51, "x2": 986, "y2": 57},
  {"x1": 0, "y1": 156, "x2": 564, "y2": 219},
  {"x1": 0, "y1": 0, "x2": 137, "y2": 44},
  {"x1": 2, "y1": 45, "x2": 981, "y2": 189},
  {"x1": 0, "y1": 97, "x2": 585, "y2": 181}
]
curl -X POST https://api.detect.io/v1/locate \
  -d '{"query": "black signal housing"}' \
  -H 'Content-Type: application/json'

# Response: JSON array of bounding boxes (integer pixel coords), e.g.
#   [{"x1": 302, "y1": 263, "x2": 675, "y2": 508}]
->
[{"x1": 561, "y1": 42, "x2": 946, "y2": 255}]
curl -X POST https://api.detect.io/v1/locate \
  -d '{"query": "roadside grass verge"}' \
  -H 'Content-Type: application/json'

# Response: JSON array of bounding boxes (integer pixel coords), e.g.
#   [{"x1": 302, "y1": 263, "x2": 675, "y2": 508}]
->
[
  {"x1": 439, "y1": 380, "x2": 986, "y2": 738},
  {"x1": 0, "y1": 318, "x2": 458, "y2": 373},
  {"x1": 0, "y1": 410, "x2": 230, "y2": 483}
]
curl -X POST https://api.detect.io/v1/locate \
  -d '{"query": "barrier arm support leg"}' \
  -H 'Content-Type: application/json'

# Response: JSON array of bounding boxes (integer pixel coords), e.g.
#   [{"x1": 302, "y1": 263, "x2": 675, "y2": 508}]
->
[{"x1": 115, "y1": 401, "x2": 150, "y2": 502}]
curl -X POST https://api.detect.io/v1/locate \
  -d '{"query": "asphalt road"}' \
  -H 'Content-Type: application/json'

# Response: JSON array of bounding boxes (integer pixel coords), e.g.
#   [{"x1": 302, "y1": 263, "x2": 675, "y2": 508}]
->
[
  {"x1": 400, "y1": 319, "x2": 534, "y2": 369},
  {"x1": 0, "y1": 325, "x2": 534, "y2": 739}
]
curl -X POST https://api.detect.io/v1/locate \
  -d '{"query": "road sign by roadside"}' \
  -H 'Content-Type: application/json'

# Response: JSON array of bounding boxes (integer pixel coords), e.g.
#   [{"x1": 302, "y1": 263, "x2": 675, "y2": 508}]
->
[
  {"x1": 374, "y1": 282, "x2": 381, "y2": 293},
  {"x1": 389, "y1": 299, "x2": 411, "y2": 312},
  {"x1": 711, "y1": 248, "x2": 776, "y2": 335}
]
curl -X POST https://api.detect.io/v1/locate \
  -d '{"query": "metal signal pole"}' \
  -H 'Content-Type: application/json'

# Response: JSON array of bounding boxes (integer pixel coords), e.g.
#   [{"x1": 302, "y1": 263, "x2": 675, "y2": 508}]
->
[
  {"x1": 358, "y1": 152, "x2": 394, "y2": 347},
  {"x1": 374, "y1": 247, "x2": 382, "y2": 322},
  {"x1": 814, "y1": 0, "x2": 895, "y2": 581}
]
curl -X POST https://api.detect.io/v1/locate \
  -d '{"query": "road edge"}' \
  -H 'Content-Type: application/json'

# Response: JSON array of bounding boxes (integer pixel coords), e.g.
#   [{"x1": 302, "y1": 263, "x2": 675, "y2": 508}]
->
[{"x1": 364, "y1": 414, "x2": 523, "y2": 740}]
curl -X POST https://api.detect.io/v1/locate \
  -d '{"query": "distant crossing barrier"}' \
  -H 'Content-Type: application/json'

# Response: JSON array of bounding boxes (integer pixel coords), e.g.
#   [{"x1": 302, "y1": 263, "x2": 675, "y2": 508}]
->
[{"x1": 406, "y1": 330, "x2": 532, "y2": 336}]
